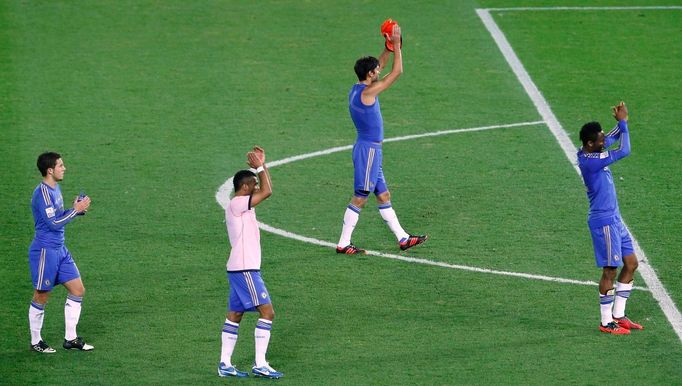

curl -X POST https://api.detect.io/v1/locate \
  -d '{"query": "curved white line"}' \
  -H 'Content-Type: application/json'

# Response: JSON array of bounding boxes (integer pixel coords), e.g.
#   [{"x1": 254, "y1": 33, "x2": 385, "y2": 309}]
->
[
  {"x1": 216, "y1": 121, "x2": 544, "y2": 209},
  {"x1": 215, "y1": 119, "x2": 644, "y2": 292},
  {"x1": 259, "y1": 222, "x2": 649, "y2": 291}
]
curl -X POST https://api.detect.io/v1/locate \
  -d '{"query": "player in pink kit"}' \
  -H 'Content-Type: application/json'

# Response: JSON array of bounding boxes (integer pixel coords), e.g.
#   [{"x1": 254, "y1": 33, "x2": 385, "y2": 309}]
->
[{"x1": 218, "y1": 146, "x2": 283, "y2": 379}]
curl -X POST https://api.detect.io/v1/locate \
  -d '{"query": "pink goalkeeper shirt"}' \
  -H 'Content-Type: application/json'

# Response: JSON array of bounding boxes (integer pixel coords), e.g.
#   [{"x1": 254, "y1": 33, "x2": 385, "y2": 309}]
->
[{"x1": 225, "y1": 195, "x2": 261, "y2": 271}]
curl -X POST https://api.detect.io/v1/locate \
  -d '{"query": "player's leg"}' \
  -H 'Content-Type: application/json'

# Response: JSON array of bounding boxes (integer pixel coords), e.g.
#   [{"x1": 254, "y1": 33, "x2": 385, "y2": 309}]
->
[
  {"x1": 219, "y1": 272, "x2": 249, "y2": 377},
  {"x1": 337, "y1": 143, "x2": 374, "y2": 253},
  {"x1": 338, "y1": 142, "x2": 387, "y2": 251},
  {"x1": 246, "y1": 272, "x2": 283, "y2": 379},
  {"x1": 591, "y1": 224, "x2": 629, "y2": 334},
  {"x1": 337, "y1": 194, "x2": 368, "y2": 253},
  {"x1": 29, "y1": 290, "x2": 54, "y2": 353},
  {"x1": 62, "y1": 277, "x2": 93, "y2": 350},
  {"x1": 375, "y1": 173, "x2": 427, "y2": 251},
  {"x1": 613, "y1": 223, "x2": 643, "y2": 330},
  {"x1": 252, "y1": 303, "x2": 283, "y2": 378},
  {"x1": 59, "y1": 248, "x2": 93, "y2": 350},
  {"x1": 28, "y1": 244, "x2": 57, "y2": 353}
]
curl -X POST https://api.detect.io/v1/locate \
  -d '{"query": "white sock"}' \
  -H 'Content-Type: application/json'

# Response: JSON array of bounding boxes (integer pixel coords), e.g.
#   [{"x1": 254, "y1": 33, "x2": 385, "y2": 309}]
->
[
  {"x1": 378, "y1": 203, "x2": 409, "y2": 241},
  {"x1": 613, "y1": 281, "x2": 633, "y2": 318},
  {"x1": 64, "y1": 294, "x2": 82, "y2": 341},
  {"x1": 599, "y1": 289, "x2": 615, "y2": 326},
  {"x1": 254, "y1": 319, "x2": 272, "y2": 368},
  {"x1": 337, "y1": 205, "x2": 361, "y2": 248},
  {"x1": 220, "y1": 320, "x2": 240, "y2": 366},
  {"x1": 29, "y1": 301, "x2": 45, "y2": 345}
]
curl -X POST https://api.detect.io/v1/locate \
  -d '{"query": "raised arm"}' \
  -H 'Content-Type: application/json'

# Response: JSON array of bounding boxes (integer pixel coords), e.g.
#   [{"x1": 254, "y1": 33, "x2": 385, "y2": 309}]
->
[
  {"x1": 247, "y1": 146, "x2": 272, "y2": 207},
  {"x1": 604, "y1": 101, "x2": 629, "y2": 148},
  {"x1": 584, "y1": 102, "x2": 631, "y2": 172},
  {"x1": 363, "y1": 24, "x2": 403, "y2": 99}
]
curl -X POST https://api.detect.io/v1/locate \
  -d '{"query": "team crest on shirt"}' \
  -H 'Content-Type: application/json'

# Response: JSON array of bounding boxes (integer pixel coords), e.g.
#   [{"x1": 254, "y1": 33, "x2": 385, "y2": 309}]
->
[
  {"x1": 600, "y1": 151, "x2": 609, "y2": 159},
  {"x1": 45, "y1": 207, "x2": 55, "y2": 218}
]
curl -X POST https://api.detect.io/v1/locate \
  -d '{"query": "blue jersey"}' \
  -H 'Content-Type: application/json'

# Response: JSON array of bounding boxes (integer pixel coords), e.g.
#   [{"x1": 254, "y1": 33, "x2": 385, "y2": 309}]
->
[
  {"x1": 31, "y1": 182, "x2": 78, "y2": 248},
  {"x1": 349, "y1": 83, "x2": 383, "y2": 142},
  {"x1": 577, "y1": 120, "x2": 631, "y2": 228}
]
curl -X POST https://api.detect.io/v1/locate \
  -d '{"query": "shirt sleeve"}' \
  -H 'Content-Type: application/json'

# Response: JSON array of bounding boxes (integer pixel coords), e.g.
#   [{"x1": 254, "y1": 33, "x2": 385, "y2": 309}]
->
[
  {"x1": 34, "y1": 186, "x2": 78, "y2": 231},
  {"x1": 604, "y1": 122, "x2": 622, "y2": 148},
  {"x1": 229, "y1": 195, "x2": 251, "y2": 217},
  {"x1": 583, "y1": 121, "x2": 631, "y2": 172}
]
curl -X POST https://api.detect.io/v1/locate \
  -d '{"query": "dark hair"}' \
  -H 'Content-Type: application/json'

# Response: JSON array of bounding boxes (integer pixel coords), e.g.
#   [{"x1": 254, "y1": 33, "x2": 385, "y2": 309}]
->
[
  {"x1": 579, "y1": 121, "x2": 602, "y2": 145},
  {"x1": 233, "y1": 170, "x2": 256, "y2": 192},
  {"x1": 354, "y1": 56, "x2": 380, "y2": 81},
  {"x1": 37, "y1": 152, "x2": 61, "y2": 177}
]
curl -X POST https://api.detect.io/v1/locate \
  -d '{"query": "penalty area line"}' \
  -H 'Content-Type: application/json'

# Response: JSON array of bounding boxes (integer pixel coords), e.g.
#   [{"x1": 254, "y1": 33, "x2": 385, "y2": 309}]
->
[{"x1": 477, "y1": 7, "x2": 682, "y2": 343}]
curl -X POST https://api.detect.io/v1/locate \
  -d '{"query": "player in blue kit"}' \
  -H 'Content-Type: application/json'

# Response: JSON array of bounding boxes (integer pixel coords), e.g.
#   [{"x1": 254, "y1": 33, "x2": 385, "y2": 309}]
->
[
  {"x1": 28, "y1": 152, "x2": 93, "y2": 353},
  {"x1": 577, "y1": 102, "x2": 643, "y2": 335},
  {"x1": 336, "y1": 22, "x2": 427, "y2": 254}
]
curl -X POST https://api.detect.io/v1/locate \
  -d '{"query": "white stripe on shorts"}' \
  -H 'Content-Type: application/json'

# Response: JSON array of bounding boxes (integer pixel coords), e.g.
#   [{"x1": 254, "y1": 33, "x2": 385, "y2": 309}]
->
[
  {"x1": 243, "y1": 272, "x2": 258, "y2": 305},
  {"x1": 364, "y1": 148, "x2": 375, "y2": 191},
  {"x1": 604, "y1": 225, "x2": 612, "y2": 266},
  {"x1": 37, "y1": 248, "x2": 46, "y2": 290}
]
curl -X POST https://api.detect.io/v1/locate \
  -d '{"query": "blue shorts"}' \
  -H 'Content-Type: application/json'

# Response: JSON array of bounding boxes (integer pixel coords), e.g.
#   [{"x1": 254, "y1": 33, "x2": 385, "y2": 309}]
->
[
  {"x1": 28, "y1": 242, "x2": 81, "y2": 291},
  {"x1": 589, "y1": 220, "x2": 634, "y2": 267},
  {"x1": 352, "y1": 141, "x2": 387, "y2": 197},
  {"x1": 227, "y1": 270, "x2": 271, "y2": 312}
]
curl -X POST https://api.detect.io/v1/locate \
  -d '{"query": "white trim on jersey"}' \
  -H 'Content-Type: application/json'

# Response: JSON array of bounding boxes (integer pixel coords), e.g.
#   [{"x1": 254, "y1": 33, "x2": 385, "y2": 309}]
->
[{"x1": 40, "y1": 184, "x2": 52, "y2": 206}]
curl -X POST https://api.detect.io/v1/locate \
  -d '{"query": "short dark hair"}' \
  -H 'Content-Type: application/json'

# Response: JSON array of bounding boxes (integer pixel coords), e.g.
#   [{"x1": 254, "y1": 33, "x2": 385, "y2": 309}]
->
[
  {"x1": 579, "y1": 121, "x2": 602, "y2": 145},
  {"x1": 354, "y1": 56, "x2": 380, "y2": 81},
  {"x1": 233, "y1": 170, "x2": 256, "y2": 192},
  {"x1": 37, "y1": 152, "x2": 61, "y2": 177}
]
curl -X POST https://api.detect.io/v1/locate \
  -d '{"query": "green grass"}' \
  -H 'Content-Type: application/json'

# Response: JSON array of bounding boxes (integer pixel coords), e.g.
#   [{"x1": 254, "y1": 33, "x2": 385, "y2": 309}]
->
[{"x1": 1, "y1": 0, "x2": 681, "y2": 384}]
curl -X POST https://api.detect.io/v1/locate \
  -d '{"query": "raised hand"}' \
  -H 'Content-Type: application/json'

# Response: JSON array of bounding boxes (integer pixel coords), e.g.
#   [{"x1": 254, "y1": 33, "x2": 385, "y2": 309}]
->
[
  {"x1": 612, "y1": 101, "x2": 628, "y2": 121},
  {"x1": 252, "y1": 146, "x2": 266, "y2": 164},
  {"x1": 246, "y1": 151, "x2": 262, "y2": 169},
  {"x1": 391, "y1": 24, "x2": 401, "y2": 46}
]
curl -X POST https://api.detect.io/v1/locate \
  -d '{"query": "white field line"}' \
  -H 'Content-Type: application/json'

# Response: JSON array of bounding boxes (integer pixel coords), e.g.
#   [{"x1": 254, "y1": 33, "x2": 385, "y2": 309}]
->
[
  {"x1": 214, "y1": 120, "x2": 653, "y2": 292},
  {"x1": 259, "y1": 222, "x2": 649, "y2": 291},
  {"x1": 477, "y1": 7, "x2": 682, "y2": 342},
  {"x1": 215, "y1": 120, "x2": 544, "y2": 209},
  {"x1": 485, "y1": 6, "x2": 682, "y2": 11}
]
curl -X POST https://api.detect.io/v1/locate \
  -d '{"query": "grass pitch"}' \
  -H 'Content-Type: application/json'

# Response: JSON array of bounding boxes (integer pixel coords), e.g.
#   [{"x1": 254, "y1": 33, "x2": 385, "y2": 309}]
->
[{"x1": 1, "y1": 0, "x2": 681, "y2": 384}]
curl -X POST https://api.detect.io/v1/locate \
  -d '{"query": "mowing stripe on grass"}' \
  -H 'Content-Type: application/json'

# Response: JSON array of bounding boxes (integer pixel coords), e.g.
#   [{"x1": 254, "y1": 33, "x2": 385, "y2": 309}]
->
[{"x1": 477, "y1": 7, "x2": 682, "y2": 342}]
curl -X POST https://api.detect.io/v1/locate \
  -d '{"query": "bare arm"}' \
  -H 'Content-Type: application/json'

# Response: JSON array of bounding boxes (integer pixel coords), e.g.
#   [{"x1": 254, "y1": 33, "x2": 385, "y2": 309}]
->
[
  {"x1": 378, "y1": 48, "x2": 391, "y2": 72},
  {"x1": 362, "y1": 25, "x2": 403, "y2": 101},
  {"x1": 247, "y1": 146, "x2": 272, "y2": 207}
]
